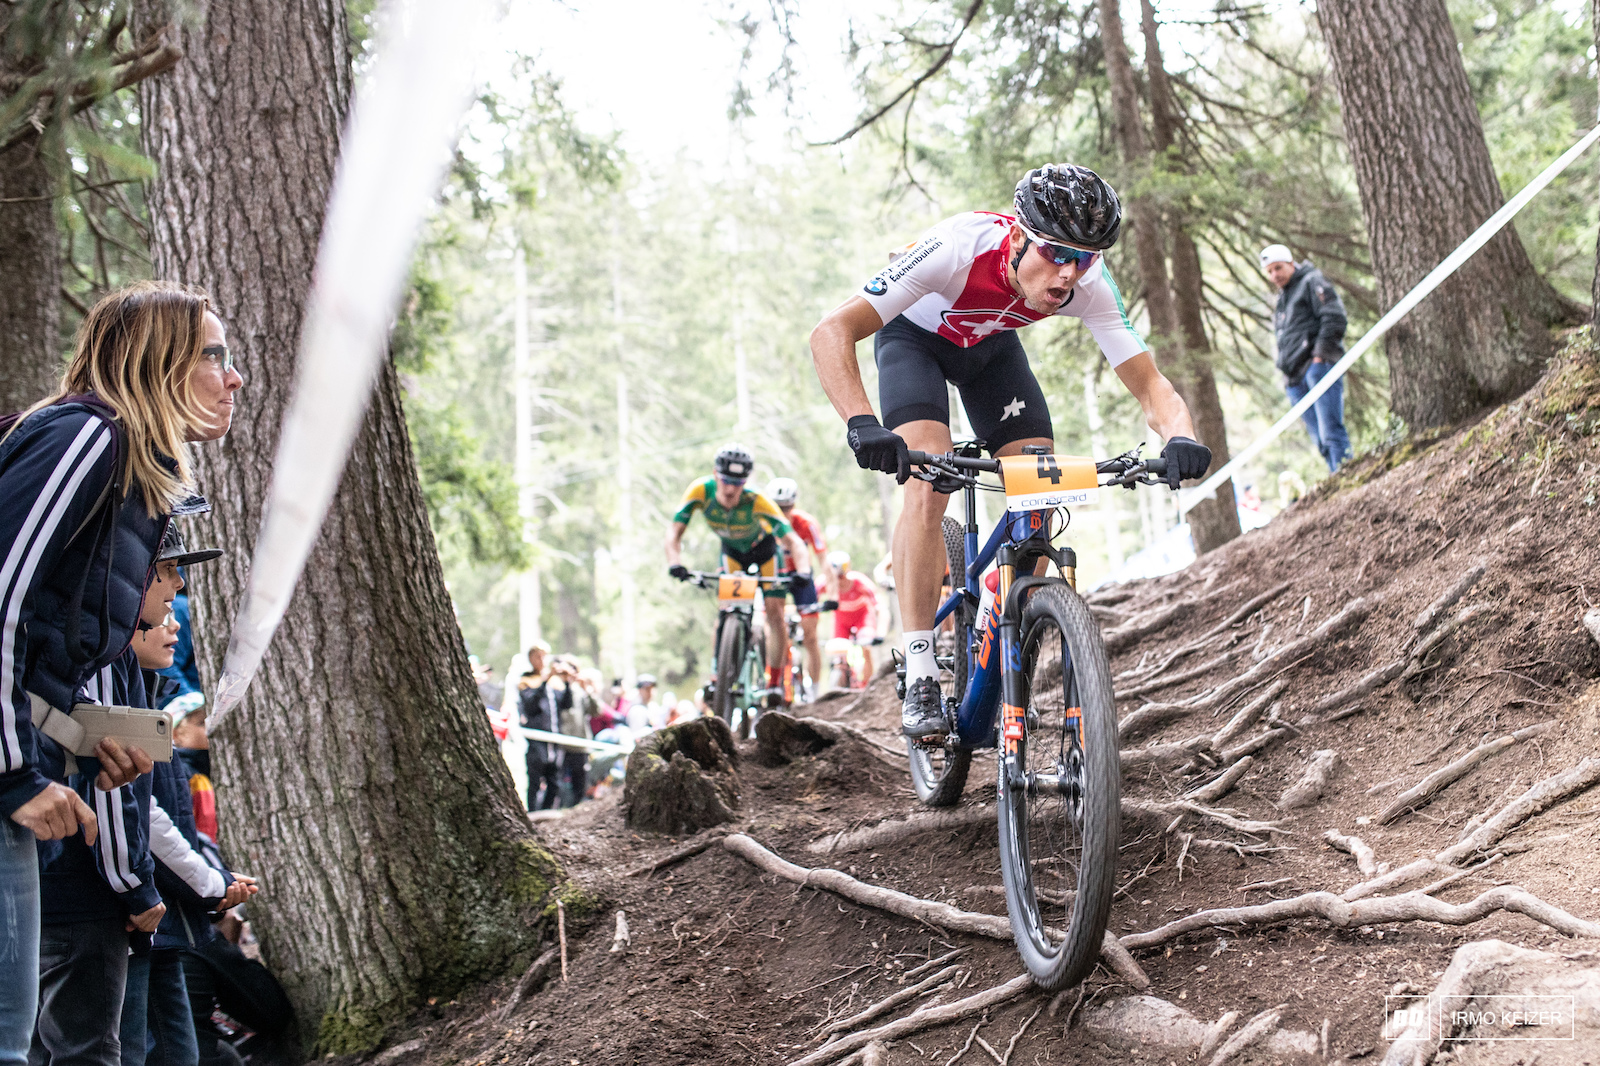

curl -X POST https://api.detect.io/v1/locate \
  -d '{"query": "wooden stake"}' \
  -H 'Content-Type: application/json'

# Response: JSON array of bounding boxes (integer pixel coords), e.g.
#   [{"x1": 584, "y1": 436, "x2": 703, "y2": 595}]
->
[{"x1": 556, "y1": 899, "x2": 568, "y2": 983}]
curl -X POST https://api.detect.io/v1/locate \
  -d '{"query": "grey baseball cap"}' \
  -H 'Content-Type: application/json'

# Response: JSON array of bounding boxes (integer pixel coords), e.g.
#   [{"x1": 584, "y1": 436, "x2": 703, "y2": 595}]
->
[{"x1": 157, "y1": 524, "x2": 223, "y2": 568}]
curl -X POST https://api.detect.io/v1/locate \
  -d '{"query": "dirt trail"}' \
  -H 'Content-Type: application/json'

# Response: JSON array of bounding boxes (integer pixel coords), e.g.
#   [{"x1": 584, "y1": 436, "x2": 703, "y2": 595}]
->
[{"x1": 358, "y1": 336, "x2": 1600, "y2": 1066}]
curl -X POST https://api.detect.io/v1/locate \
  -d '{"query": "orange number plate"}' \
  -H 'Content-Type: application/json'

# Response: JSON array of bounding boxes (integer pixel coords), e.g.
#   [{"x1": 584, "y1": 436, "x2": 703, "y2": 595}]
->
[
  {"x1": 999, "y1": 454, "x2": 1099, "y2": 513},
  {"x1": 717, "y1": 574, "x2": 759, "y2": 607}
]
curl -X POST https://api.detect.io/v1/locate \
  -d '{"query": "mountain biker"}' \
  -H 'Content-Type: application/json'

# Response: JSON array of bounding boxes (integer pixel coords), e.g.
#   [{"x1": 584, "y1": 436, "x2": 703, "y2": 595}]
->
[
  {"x1": 808, "y1": 163, "x2": 1213, "y2": 740},
  {"x1": 827, "y1": 549, "x2": 882, "y2": 682},
  {"x1": 666, "y1": 445, "x2": 813, "y2": 704},
  {"x1": 766, "y1": 477, "x2": 828, "y2": 699}
]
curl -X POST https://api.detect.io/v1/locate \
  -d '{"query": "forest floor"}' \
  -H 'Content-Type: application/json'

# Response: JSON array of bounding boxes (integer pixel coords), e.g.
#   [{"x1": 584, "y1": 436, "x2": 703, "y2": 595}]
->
[{"x1": 360, "y1": 335, "x2": 1600, "y2": 1066}]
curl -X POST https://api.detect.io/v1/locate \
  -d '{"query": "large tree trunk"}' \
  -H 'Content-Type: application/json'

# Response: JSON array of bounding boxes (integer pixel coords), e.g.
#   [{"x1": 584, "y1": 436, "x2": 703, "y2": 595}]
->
[
  {"x1": 1137, "y1": 0, "x2": 1239, "y2": 555},
  {"x1": 1319, "y1": 0, "x2": 1576, "y2": 430},
  {"x1": 0, "y1": 132, "x2": 62, "y2": 411},
  {"x1": 1099, "y1": 0, "x2": 1239, "y2": 555},
  {"x1": 133, "y1": 1, "x2": 554, "y2": 1052}
]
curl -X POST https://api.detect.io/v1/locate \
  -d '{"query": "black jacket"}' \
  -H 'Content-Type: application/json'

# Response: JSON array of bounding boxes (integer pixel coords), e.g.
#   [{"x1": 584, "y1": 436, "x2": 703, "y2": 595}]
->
[
  {"x1": 518, "y1": 676, "x2": 570, "y2": 763},
  {"x1": 1272, "y1": 261, "x2": 1348, "y2": 383},
  {"x1": 0, "y1": 400, "x2": 183, "y2": 818}
]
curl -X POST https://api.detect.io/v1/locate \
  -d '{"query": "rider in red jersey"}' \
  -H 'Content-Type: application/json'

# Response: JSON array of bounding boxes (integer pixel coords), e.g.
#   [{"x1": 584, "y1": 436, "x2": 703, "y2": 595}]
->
[
  {"x1": 767, "y1": 478, "x2": 828, "y2": 699},
  {"x1": 809, "y1": 165, "x2": 1214, "y2": 740},
  {"x1": 827, "y1": 549, "x2": 881, "y2": 682}
]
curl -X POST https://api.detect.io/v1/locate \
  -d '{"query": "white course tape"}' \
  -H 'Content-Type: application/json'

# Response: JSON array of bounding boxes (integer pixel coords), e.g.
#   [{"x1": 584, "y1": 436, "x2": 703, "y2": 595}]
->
[
  {"x1": 1180, "y1": 122, "x2": 1600, "y2": 515},
  {"x1": 208, "y1": 0, "x2": 498, "y2": 731},
  {"x1": 517, "y1": 727, "x2": 631, "y2": 756}
]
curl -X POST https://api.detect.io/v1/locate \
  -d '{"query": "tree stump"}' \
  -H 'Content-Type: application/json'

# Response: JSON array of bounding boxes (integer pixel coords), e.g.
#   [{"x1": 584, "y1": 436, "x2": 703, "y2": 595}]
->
[
  {"x1": 624, "y1": 717, "x2": 741, "y2": 834},
  {"x1": 754, "y1": 711, "x2": 842, "y2": 767}
]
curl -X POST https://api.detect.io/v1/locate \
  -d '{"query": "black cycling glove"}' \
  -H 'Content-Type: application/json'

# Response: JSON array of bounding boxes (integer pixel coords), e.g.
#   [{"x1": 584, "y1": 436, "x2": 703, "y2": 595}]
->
[
  {"x1": 1160, "y1": 436, "x2": 1212, "y2": 489},
  {"x1": 847, "y1": 415, "x2": 911, "y2": 484},
  {"x1": 668, "y1": 564, "x2": 691, "y2": 582}
]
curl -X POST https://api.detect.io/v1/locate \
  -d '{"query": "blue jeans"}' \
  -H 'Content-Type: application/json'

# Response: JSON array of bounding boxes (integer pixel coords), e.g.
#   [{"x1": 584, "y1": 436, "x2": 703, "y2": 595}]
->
[
  {"x1": 0, "y1": 818, "x2": 40, "y2": 1066},
  {"x1": 121, "y1": 950, "x2": 196, "y2": 1066},
  {"x1": 1285, "y1": 360, "x2": 1351, "y2": 471},
  {"x1": 30, "y1": 919, "x2": 129, "y2": 1066}
]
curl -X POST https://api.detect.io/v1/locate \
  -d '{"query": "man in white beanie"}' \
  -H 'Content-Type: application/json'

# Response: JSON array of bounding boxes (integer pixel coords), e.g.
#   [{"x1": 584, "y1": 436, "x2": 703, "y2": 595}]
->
[{"x1": 1261, "y1": 243, "x2": 1350, "y2": 471}]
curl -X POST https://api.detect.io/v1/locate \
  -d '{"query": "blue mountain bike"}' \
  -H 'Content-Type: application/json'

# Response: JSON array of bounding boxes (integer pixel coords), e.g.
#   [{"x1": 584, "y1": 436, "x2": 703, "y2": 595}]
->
[{"x1": 892, "y1": 442, "x2": 1170, "y2": 990}]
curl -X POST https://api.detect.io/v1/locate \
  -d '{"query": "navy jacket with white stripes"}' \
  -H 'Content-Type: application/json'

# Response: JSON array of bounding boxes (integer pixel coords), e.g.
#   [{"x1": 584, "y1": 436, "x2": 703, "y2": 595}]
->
[
  {"x1": 0, "y1": 400, "x2": 172, "y2": 819},
  {"x1": 37, "y1": 648, "x2": 161, "y2": 921}
]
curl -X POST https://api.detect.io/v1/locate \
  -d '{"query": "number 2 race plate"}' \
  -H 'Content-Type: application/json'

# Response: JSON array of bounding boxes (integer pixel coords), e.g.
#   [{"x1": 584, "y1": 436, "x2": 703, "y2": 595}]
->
[
  {"x1": 999, "y1": 454, "x2": 1099, "y2": 513},
  {"x1": 717, "y1": 574, "x2": 759, "y2": 607}
]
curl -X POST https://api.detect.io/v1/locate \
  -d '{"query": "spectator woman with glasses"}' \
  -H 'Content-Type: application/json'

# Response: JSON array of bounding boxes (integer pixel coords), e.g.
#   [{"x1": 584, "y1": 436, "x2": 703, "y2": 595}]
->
[{"x1": 0, "y1": 281, "x2": 243, "y2": 1066}]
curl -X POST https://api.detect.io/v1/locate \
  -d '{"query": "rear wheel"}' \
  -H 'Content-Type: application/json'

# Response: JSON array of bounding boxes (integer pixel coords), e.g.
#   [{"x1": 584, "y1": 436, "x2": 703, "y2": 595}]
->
[
  {"x1": 907, "y1": 517, "x2": 974, "y2": 807},
  {"x1": 996, "y1": 584, "x2": 1120, "y2": 991},
  {"x1": 714, "y1": 615, "x2": 746, "y2": 733}
]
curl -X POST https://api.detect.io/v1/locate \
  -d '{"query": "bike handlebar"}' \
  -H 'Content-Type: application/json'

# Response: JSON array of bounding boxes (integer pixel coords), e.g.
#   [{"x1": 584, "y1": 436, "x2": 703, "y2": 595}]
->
[
  {"x1": 685, "y1": 570, "x2": 802, "y2": 590},
  {"x1": 903, "y1": 448, "x2": 1168, "y2": 488}
]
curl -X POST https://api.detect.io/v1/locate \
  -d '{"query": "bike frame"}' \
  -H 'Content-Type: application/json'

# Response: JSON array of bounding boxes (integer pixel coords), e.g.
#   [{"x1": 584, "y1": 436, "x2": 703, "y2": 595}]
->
[{"x1": 929, "y1": 484, "x2": 1079, "y2": 751}]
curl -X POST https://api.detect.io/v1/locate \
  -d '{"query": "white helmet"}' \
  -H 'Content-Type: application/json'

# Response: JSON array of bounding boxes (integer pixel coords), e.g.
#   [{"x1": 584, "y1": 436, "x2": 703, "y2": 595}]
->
[
  {"x1": 827, "y1": 549, "x2": 851, "y2": 571},
  {"x1": 767, "y1": 477, "x2": 799, "y2": 507}
]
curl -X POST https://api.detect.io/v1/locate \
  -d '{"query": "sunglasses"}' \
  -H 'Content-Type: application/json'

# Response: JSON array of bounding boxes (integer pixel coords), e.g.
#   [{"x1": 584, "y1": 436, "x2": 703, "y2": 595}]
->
[
  {"x1": 202, "y1": 344, "x2": 236, "y2": 374},
  {"x1": 718, "y1": 476, "x2": 747, "y2": 486},
  {"x1": 1019, "y1": 226, "x2": 1099, "y2": 269}
]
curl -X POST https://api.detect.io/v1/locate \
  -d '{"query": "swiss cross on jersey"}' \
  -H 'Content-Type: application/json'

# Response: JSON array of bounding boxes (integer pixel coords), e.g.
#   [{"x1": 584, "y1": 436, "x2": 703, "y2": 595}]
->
[{"x1": 856, "y1": 211, "x2": 1147, "y2": 368}]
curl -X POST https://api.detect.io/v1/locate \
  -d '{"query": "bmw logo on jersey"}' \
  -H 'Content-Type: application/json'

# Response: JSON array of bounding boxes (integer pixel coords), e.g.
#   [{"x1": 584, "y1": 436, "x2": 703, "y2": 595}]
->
[{"x1": 864, "y1": 276, "x2": 889, "y2": 296}]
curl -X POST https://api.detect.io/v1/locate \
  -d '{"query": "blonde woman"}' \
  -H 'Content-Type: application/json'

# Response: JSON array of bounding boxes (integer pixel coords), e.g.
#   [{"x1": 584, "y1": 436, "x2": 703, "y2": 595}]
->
[{"x1": 0, "y1": 281, "x2": 241, "y2": 1061}]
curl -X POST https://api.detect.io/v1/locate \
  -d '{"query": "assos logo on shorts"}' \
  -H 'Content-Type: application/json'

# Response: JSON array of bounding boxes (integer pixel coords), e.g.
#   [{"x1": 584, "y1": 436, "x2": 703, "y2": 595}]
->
[
  {"x1": 864, "y1": 276, "x2": 889, "y2": 296},
  {"x1": 908, "y1": 638, "x2": 930, "y2": 654}
]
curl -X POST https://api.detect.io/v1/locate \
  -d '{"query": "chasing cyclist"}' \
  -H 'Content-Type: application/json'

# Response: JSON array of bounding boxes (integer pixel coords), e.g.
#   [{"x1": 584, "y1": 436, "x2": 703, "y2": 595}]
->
[
  {"x1": 808, "y1": 164, "x2": 1213, "y2": 741},
  {"x1": 666, "y1": 445, "x2": 814, "y2": 704},
  {"x1": 826, "y1": 549, "x2": 882, "y2": 684},
  {"x1": 766, "y1": 477, "x2": 828, "y2": 701}
]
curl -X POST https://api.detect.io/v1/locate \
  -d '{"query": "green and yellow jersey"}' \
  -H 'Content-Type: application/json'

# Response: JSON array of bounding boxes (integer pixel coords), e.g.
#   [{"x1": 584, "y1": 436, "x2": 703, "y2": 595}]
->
[{"x1": 673, "y1": 478, "x2": 791, "y2": 554}]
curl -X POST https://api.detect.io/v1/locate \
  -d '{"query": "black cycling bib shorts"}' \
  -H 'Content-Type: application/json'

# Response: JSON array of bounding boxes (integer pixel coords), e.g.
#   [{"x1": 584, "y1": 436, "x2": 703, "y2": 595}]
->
[{"x1": 874, "y1": 314, "x2": 1054, "y2": 453}]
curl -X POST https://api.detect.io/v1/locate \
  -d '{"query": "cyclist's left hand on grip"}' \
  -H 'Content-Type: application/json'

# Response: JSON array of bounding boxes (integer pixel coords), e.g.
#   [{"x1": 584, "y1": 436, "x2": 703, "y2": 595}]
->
[
  {"x1": 1160, "y1": 436, "x2": 1211, "y2": 489},
  {"x1": 668, "y1": 564, "x2": 692, "y2": 582},
  {"x1": 846, "y1": 415, "x2": 911, "y2": 484}
]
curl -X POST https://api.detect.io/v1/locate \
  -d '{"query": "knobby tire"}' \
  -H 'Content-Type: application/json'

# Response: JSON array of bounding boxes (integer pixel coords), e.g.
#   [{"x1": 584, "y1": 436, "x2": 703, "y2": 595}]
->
[
  {"x1": 997, "y1": 584, "x2": 1120, "y2": 991},
  {"x1": 714, "y1": 615, "x2": 746, "y2": 735}
]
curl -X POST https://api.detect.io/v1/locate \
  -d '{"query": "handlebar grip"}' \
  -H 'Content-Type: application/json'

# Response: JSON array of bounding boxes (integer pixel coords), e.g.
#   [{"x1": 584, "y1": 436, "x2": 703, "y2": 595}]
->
[{"x1": 1144, "y1": 457, "x2": 1167, "y2": 475}]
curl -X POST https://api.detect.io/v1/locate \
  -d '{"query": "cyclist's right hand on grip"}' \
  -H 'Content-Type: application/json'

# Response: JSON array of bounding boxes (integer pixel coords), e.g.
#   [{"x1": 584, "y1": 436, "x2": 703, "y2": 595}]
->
[
  {"x1": 846, "y1": 415, "x2": 911, "y2": 484},
  {"x1": 668, "y1": 564, "x2": 692, "y2": 582}
]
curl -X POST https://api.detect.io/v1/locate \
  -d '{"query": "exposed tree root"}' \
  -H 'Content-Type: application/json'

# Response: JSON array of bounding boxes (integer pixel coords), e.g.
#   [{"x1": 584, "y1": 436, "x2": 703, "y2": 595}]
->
[
  {"x1": 1121, "y1": 733, "x2": 1213, "y2": 771},
  {"x1": 1123, "y1": 799, "x2": 1286, "y2": 837},
  {"x1": 624, "y1": 827, "x2": 733, "y2": 877},
  {"x1": 1102, "y1": 598, "x2": 1197, "y2": 655},
  {"x1": 494, "y1": 946, "x2": 559, "y2": 1022},
  {"x1": 1322, "y1": 829, "x2": 1377, "y2": 879},
  {"x1": 1438, "y1": 756, "x2": 1600, "y2": 866},
  {"x1": 1403, "y1": 603, "x2": 1495, "y2": 681},
  {"x1": 1116, "y1": 647, "x2": 1244, "y2": 701},
  {"x1": 807, "y1": 805, "x2": 992, "y2": 855},
  {"x1": 1375, "y1": 722, "x2": 1555, "y2": 825},
  {"x1": 1306, "y1": 658, "x2": 1405, "y2": 719},
  {"x1": 1211, "y1": 684, "x2": 1285, "y2": 748},
  {"x1": 1186, "y1": 598, "x2": 1371, "y2": 714},
  {"x1": 1119, "y1": 582, "x2": 1293, "y2": 682},
  {"x1": 1183, "y1": 756, "x2": 1254, "y2": 804},
  {"x1": 1279, "y1": 749, "x2": 1340, "y2": 810},
  {"x1": 1206, "y1": 1005, "x2": 1282, "y2": 1066},
  {"x1": 1216, "y1": 726, "x2": 1291, "y2": 767},
  {"x1": 1119, "y1": 883, "x2": 1600, "y2": 951},
  {"x1": 726, "y1": 834, "x2": 1149, "y2": 989},
  {"x1": 818, "y1": 964, "x2": 963, "y2": 1039},
  {"x1": 1410, "y1": 562, "x2": 1487, "y2": 635},
  {"x1": 782, "y1": 974, "x2": 1036, "y2": 1066}
]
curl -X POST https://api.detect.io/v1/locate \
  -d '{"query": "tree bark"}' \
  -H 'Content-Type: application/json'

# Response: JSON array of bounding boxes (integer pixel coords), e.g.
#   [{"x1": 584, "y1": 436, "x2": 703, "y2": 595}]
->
[
  {"x1": 0, "y1": 131, "x2": 63, "y2": 412},
  {"x1": 1319, "y1": 0, "x2": 1577, "y2": 431},
  {"x1": 133, "y1": 0, "x2": 555, "y2": 1052},
  {"x1": 1138, "y1": 0, "x2": 1239, "y2": 555},
  {"x1": 1593, "y1": 0, "x2": 1600, "y2": 332}
]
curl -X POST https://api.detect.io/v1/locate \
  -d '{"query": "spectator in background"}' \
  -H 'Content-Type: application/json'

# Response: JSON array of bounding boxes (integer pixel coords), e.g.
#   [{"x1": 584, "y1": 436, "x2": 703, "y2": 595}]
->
[
  {"x1": 1260, "y1": 243, "x2": 1351, "y2": 471},
  {"x1": 517, "y1": 650, "x2": 568, "y2": 811},
  {"x1": 552, "y1": 657, "x2": 591, "y2": 807},
  {"x1": 625, "y1": 675, "x2": 658, "y2": 735}
]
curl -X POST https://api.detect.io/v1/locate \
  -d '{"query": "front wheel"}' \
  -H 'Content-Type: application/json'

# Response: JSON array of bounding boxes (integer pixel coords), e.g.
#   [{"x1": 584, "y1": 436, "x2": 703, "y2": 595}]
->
[
  {"x1": 737, "y1": 616, "x2": 768, "y2": 739},
  {"x1": 907, "y1": 516, "x2": 974, "y2": 807},
  {"x1": 714, "y1": 615, "x2": 747, "y2": 734},
  {"x1": 996, "y1": 584, "x2": 1121, "y2": 991}
]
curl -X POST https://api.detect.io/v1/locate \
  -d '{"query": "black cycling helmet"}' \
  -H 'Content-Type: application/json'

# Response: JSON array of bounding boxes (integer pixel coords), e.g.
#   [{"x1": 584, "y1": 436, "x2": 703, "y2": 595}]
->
[
  {"x1": 1013, "y1": 164, "x2": 1122, "y2": 251},
  {"x1": 714, "y1": 443, "x2": 754, "y2": 481}
]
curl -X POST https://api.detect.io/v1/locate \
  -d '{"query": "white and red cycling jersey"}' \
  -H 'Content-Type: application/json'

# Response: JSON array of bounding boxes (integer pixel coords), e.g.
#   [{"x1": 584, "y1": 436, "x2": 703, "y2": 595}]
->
[
  {"x1": 832, "y1": 569, "x2": 880, "y2": 640},
  {"x1": 857, "y1": 211, "x2": 1146, "y2": 364}
]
